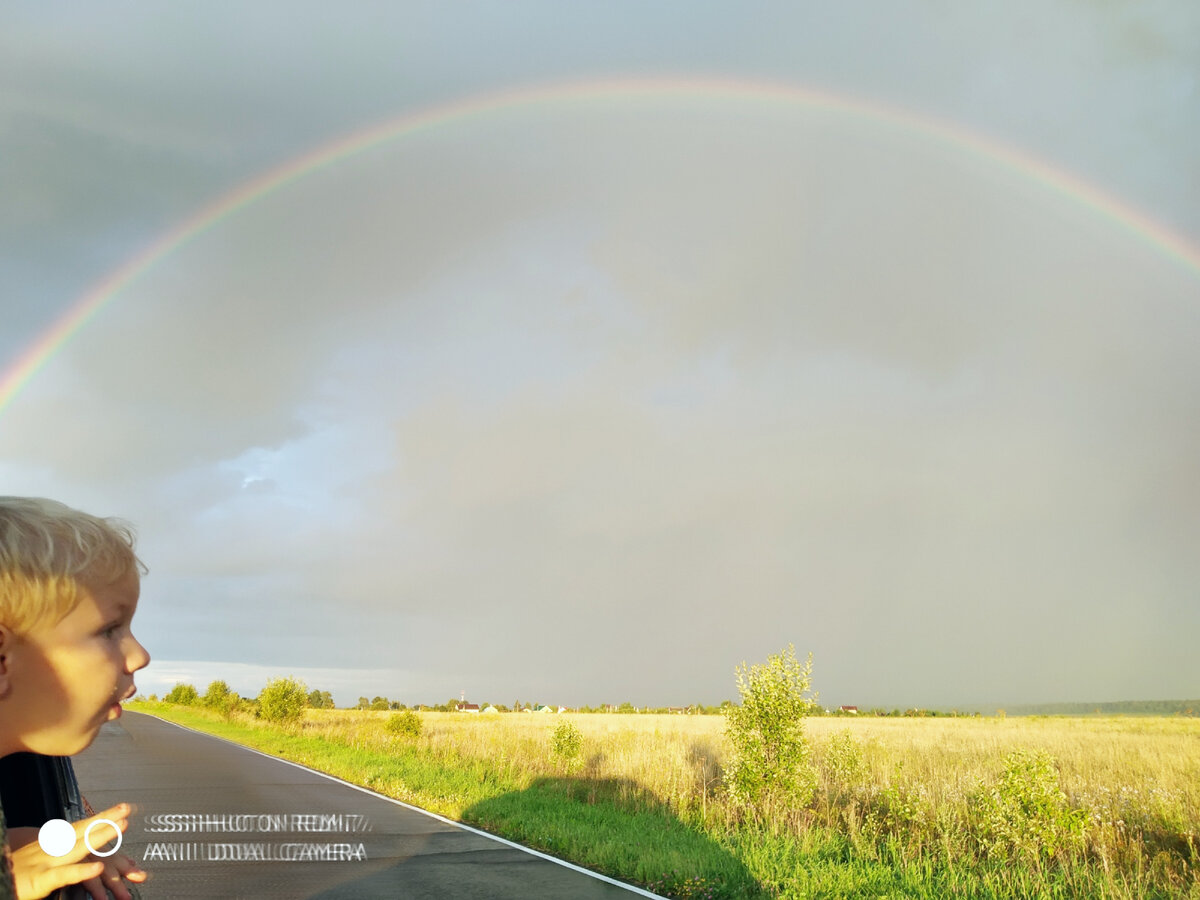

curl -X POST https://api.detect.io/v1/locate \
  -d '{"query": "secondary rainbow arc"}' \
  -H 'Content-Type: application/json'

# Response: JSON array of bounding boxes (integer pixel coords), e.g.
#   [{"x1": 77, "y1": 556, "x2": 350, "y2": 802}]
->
[{"x1": 3, "y1": 75, "x2": 1198, "y2": 417}]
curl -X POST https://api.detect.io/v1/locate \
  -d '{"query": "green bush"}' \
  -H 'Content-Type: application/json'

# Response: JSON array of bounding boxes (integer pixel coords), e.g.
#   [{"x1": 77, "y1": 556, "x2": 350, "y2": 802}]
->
[
  {"x1": 551, "y1": 721, "x2": 583, "y2": 767},
  {"x1": 257, "y1": 676, "x2": 308, "y2": 726},
  {"x1": 164, "y1": 683, "x2": 199, "y2": 705},
  {"x1": 824, "y1": 729, "x2": 865, "y2": 790},
  {"x1": 202, "y1": 680, "x2": 236, "y2": 717},
  {"x1": 971, "y1": 748, "x2": 1087, "y2": 861},
  {"x1": 723, "y1": 644, "x2": 819, "y2": 814},
  {"x1": 385, "y1": 710, "x2": 423, "y2": 739}
]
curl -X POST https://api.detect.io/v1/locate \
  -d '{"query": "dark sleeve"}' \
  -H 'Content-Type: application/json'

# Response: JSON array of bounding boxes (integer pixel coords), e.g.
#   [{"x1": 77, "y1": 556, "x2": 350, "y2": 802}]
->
[
  {"x1": 0, "y1": 754, "x2": 48, "y2": 827},
  {"x1": 0, "y1": 754, "x2": 82, "y2": 826}
]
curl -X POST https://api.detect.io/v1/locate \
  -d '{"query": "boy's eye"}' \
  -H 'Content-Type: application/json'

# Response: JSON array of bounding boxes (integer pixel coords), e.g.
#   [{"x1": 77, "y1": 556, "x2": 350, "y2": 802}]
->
[{"x1": 103, "y1": 623, "x2": 122, "y2": 638}]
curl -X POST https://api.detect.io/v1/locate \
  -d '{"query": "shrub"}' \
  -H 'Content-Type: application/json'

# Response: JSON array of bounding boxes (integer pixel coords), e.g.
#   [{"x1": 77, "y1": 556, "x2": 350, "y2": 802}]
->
[
  {"x1": 971, "y1": 748, "x2": 1088, "y2": 861},
  {"x1": 551, "y1": 721, "x2": 583, "y2": 767},
  {"x1": 202, "y1": 680, "x2": 236, "y2": 717},
  {"x1": 164, "y1": 683, "x2": 199, "y2": 705},
  {"x1": 257, "y1": 676, "x2": 308, "y2": 726},
  {"x1": 385, "y1": 710, "x2": 423, "y2": 739},
  {"x1": 824, "y1": 729, "x2": 865, "y2": 790},
  {"x1": 723, "y1": 644, "x2": 819, "y2": 813}
]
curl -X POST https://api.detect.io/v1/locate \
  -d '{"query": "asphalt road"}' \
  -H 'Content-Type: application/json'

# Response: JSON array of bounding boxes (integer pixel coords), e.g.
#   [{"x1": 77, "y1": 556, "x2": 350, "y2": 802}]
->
[{"x1": 71, "y1": 713, "x2": 658, "y2": 899}]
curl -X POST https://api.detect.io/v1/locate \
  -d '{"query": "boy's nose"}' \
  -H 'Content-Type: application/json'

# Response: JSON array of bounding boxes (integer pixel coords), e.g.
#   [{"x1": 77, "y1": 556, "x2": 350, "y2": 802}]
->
[{"x1": 126, "y1": 633, "x2": 151, "y2": 671}]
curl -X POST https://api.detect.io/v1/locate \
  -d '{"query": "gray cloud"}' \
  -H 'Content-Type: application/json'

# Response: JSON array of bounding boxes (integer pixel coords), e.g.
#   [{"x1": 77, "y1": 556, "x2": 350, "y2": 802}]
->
[{"x1": 2, "y1": 3, "x2": 1198, "y2": 708}]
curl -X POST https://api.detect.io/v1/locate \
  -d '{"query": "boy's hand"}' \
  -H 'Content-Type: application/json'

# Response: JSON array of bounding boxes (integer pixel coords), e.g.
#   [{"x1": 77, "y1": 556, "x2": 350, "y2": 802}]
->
[
  {"x1": 76, "y1": 848, "x2": 148, "y2": 900},
  {"x1": 7, "y1": 803, "x2": 148, "y2": 900}
]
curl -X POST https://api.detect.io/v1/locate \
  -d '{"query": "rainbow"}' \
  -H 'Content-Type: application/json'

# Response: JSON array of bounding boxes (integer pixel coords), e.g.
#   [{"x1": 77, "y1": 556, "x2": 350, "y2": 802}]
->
[{"x1": 3, "y1": 75, "x2": 1198, "y2": 415}]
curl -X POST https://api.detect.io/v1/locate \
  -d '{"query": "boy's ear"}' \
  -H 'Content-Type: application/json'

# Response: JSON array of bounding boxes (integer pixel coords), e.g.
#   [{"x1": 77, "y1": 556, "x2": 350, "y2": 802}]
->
[{"x1": 0, "y1": 623, "x2": 12, "y2": 699}]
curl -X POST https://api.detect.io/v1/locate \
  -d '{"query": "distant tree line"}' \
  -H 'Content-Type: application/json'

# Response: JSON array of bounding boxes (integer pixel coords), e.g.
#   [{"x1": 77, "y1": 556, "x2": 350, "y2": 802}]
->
[
  {"x1": 156, "y1": 677, "x2": 308, "y2": 724},
  {"x1": 1002, "y1": 699, "x2": 1199, "y2": 717},
  {"x1": 849, "y1": 708, "x2": 982, "y2": 717},
  {"x1": 148, "y1": 686, "x2": 978, "y2": 717},
  {"x1": 147, "y1": 681, "x2": 1196, "y2": 719}
]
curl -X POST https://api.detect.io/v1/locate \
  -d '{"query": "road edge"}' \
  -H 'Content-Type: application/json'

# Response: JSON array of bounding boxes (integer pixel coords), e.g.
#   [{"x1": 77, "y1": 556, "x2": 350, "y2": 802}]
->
[{"x1": 134, "y1": 712, "x2": 666, "y2": 898}]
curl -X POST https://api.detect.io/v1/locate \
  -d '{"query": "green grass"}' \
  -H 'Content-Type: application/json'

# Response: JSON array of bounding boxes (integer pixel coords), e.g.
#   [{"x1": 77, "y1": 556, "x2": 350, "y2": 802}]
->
[
  {"x1": 725, "y1": 827, "x2": 1193, "y2": 900},
  {"x1": 128, "y1": 703, "x2": 1199, "y2": 899}
]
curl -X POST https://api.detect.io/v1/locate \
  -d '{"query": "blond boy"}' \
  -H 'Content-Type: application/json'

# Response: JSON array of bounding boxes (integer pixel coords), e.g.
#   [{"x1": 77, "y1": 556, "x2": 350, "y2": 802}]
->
[{"x1": 0, "y1": 497, "x2": 152, "y2": 900}]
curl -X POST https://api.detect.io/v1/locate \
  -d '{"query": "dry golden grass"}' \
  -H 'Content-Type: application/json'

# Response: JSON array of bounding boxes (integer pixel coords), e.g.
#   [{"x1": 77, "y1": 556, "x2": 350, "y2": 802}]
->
[{"x1": 295, "y1": 710, "x2": 1199, "y2": 837}]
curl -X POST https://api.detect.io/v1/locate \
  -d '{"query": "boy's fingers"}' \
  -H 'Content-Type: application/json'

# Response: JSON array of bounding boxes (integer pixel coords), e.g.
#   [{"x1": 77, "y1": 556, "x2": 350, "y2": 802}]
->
[
  {"x1": 78, "y1": 873, "x2": 111, "y2": 900},
  {"x1": 78, "y1": 856, "x2": 143, "y2": 900},
  {"x1": 44, "y1": 806, "x2": 129, "y2": 865},
  {"x1": 77, "y1": 805, "x2": 130, "y2": 837},
  {"x1": 34, "y1": 860, "x2": 105, "y2": 896},
  {"x1": 71, "y1": 819, "x2": 128, "y2": 859},
  {"x1": 112, "y1": 853, "x2": 148, "y2": 880},
  {"x1": 100, "y1": 869, "x2": 134, "y2": 900},
  {"x1": 87, "y1": 802, "x2": 132, "y2": 824}
]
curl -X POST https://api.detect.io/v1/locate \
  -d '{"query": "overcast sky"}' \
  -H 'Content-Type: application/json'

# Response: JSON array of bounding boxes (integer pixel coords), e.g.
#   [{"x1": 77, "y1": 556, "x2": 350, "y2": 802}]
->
[{"x1": 2, "y1": 2, "x2": 1198, "y2": 710}]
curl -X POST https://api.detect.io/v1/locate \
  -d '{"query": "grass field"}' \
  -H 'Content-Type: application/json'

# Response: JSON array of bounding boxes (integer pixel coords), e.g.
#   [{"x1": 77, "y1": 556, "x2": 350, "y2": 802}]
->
[{"x1": 129, "y1": 702, "x2": 1199, "y2": 899}]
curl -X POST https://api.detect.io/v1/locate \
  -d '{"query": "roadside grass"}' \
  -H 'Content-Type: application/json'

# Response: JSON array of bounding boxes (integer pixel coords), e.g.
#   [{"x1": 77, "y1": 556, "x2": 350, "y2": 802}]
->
[
  {"x1": 128, "y1": 703, "x2": 1200, "y2": 899},
  {"x1": 126, "y1": 702, "x2": 762, "y2": 898},
  {"x1": 465, "y1": 777, "x2": 760, "y2": 897}
]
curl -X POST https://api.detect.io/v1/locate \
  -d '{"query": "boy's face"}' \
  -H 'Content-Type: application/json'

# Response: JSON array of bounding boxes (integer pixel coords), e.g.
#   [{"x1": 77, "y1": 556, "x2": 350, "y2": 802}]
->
[{"x1": 1, "y1": 570, "x2": 150, "y2": 756}]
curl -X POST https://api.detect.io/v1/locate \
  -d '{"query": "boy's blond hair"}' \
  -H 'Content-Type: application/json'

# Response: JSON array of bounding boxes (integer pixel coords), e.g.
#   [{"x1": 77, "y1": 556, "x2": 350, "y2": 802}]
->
[{"x1": 0, "y1": 496, "x2": 146, "y2": 634}]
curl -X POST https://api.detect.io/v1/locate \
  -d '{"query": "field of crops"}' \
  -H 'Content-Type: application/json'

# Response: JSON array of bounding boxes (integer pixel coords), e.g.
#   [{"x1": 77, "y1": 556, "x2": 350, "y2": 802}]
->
[{"x1": 136, "y1": 703, "x2": 1200, "y2": 898}]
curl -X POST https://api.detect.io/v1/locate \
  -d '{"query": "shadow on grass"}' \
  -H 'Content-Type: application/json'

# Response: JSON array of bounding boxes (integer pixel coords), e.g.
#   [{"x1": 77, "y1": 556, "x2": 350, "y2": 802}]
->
[{"x1": 461, "y1": 775, "x2": 765, "y2": 900}]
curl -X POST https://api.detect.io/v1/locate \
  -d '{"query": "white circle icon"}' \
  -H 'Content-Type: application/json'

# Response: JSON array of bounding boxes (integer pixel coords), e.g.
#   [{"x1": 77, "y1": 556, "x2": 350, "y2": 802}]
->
[
  {"x1": 83, "y1": 819, "x2": 123, "y2": 857},
  {"x1": 37, "y1": 819, "x2": 76, "y2": 857}
]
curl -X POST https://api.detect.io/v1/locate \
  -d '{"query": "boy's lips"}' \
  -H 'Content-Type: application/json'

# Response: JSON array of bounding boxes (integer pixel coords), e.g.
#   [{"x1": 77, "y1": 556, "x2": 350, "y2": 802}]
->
[
  {"x1": 107, "y1": 686, "x2": 137, "y2": 714},
  {"x1": 111, "y1": 684, "x2": 137, "y2": 703}
]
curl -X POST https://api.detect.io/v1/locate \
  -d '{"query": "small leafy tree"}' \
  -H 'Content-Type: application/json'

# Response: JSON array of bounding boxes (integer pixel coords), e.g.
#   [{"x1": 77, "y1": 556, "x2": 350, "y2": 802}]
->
[
  {"x1": 202, "y1": 680, "x2": 236, "y2": 717},
  {"x1": 258, "y1": 676, "x2": 308, "y2": 726},
  {"x1": 370, "y1": 696, "x2": 390, "y2": 711},
  {"x1": 306, "y1": 689, "x2": 334, "y2": 709},
  {"x1": 724, "y1": 644, "x2": 819, "y2": 814},
  {"x1": 551, "y1": 721, "x2": 583, "y2": 769},
  {"x1": 164, "y1": 683, "x2": 199, "y2": 706}
]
